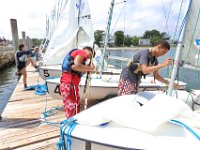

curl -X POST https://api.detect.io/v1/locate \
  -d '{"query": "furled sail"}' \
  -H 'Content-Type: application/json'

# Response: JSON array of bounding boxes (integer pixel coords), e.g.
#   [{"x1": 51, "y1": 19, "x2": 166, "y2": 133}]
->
[
  {"x1": 181, "y1": 0, "x2": 200, "y2": 70},
  {"x1": 42, "y1": 0, "x2": 94, "y2": 65}
]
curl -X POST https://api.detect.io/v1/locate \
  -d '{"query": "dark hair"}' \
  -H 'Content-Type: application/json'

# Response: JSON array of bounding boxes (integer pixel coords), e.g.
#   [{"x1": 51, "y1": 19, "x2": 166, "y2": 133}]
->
[
  {"x1": 156, "y1": 41, "x2": 170, "y2": 50},
  {"x1": 32, "y1": 45, "x2": 35, "y2": 49},
  {"x1": 19, "y1": 44, "x2": 25, "y2": 51},
  {"x1": 83, "y1": 46, "x2": 96, "y2": 57}
]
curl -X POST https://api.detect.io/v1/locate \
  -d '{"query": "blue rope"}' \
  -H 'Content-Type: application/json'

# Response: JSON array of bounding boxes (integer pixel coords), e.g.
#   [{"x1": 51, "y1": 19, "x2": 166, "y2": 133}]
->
[
  {"x1": 171, "y1": 119, "x2": 200, "y2": 141},
  {"x1": 65, "y1": 122, "x2": 77, "y2": 150},
  {"x1": 57, "y1": 118, "x2": 77, "y2": 150},
  {"x1": 43, "y1": 106, "x2": 63, "y2": 117},
  {"x1": 38, "y1": 93, "x2": 62, "y2": 127}
]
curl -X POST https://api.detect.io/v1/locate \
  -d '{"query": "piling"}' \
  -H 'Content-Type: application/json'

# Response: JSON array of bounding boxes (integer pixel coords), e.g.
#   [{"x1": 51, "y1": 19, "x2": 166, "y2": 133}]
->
[
  {"x1": 10, "y1": 19, "x2": 19, "y2": 74},
  {"x1": 10, "y1": 19, "x2": 19, "y2": 52},
  {"x1": 22, "y1": 31, "x2": 26, "y2": 46}
]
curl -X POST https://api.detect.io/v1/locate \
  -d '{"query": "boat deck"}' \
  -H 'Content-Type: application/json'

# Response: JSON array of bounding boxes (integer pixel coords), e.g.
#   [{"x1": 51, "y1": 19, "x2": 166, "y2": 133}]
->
[{"x1": 0, "y1": 66, "x2": 66, "y2": 150}]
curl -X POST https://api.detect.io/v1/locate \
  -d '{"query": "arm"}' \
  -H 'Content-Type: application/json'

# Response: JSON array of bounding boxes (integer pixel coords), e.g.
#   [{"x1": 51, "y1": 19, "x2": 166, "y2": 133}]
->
[
  {"x1": 154, "y1": 71, "x2": 180, "y2": 89},
  {"x1": 153, "y1": 71, "x2": 169, "y2": 85},
  {"x1": 71, "y1": 55, "x2": 94, "y2": 72},
  {"x1": 141, "y1": 63, "x2": 166, "y2": 74},
  {"x1": 140, "y1": 58, "x2": 171, "y2": 74},
  {"x1": 20, "y1": 49, "x2": 33, "y2": 55}
]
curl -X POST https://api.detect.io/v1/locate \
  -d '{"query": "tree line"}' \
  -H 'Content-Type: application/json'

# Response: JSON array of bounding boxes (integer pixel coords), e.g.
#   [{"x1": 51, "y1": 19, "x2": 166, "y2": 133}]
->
[
  {"x1": 94, "y1": 29, "x2": 170, "y2": 47},
  {"x1": 29, "y1": 29, "x2": 171, "y2": 48}
]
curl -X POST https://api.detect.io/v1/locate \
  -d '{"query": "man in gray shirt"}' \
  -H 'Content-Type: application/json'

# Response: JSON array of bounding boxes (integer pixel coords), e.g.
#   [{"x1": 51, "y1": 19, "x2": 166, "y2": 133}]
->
[{"x1": 118, "y1": 41, "x2": 178, "y2": 96}]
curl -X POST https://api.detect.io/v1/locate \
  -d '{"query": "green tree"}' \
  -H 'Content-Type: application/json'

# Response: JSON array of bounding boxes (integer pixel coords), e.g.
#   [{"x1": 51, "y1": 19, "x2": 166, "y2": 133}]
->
[
  {"x1": 150, "y1": 36, "x2": 161, "y2": 46},
  {"x1": 143, "y1": 29, "x2": 170, "y2": 46},
  {"x1": 114, "y1": 30, "x2": 124, "y2": 47},
  {"x1": 94, "y1": 30, "x2": 105, "y2": 47},
  {"x1": 161, "y1": 32, "x2": 170, "y2": 40},
  {"x1": 143, "y1": 30, "x2": 152, "y2": 38},
  {"x1": 124, "y1": 35, "x2": 132, "y2": 47},
  {"x1": 131, "y1": 36, "x2": 139, "y2": 46},
  {"x1": 143, "y1": 29, "x2": 161, "y2": 39},
  {"x1": 32, "y1": 38, "x2": 43, "y2": 46}
]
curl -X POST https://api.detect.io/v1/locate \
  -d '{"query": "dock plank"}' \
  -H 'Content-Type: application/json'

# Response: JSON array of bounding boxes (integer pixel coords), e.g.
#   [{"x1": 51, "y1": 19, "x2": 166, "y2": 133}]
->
[{"x1": 0, "y1": 66, "x2": 65, "y2": 150}]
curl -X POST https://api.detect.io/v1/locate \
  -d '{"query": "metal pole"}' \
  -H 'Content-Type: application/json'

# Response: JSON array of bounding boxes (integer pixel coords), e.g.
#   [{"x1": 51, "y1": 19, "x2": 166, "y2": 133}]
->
[
  {"x1": 168, "y1": 0, "x2": 191, "y2": 96},
  {"x1": 100, "y1": 0, "x2": 115, "y2": 78}
]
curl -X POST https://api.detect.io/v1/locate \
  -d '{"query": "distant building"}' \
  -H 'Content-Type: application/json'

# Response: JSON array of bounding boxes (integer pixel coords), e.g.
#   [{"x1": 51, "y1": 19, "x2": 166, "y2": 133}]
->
[
  {"x1": 108, "y1": 35, "x2": 115, "y2": 47},
  {"x1": 138, "y1": 38, "x2": 150, "y2": 46},
  {"x1": 100, "y1": 34, "x2": 115, "y2": 47}
]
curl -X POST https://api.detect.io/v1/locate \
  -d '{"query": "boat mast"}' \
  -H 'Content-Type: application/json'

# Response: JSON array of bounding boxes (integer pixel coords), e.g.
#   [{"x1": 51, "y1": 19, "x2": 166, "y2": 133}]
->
[
  {"x1": 100, "y1": 0, "x2": 115, "y2": 78},
  {"x1": 168, "y1": 0, "x2": 192, "y2": 96}
]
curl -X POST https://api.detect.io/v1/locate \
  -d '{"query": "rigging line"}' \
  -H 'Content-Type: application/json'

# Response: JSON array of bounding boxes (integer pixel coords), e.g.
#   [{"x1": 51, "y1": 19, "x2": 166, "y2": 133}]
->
[
  {"x1": 122, "y1": 1, "x2": 126, "y2": 47},
  {"x1": 164, "y1": 0, "x2": 174, "y2": 36},
  {"x1": 161, "y1": 0, "x2": 169, "y2": 35},
  {"x1": 121, "y1": 1, "x2": 126, "y2": 70},
  {"x1": 110, "y1": 3, "x2": 126, "y2": 36},
  {"x1": 167, "y1": 0, "x2": 184, "y2": 81},
  {"x1": 166, "y1": 0, "x2": 173, "y2": 27},
  {"x1": 161, "y1": 0, "x2": 173, "y2": 83},
  {"x1": 173, "y1": 0, "x2": 184, "y2": 42}
]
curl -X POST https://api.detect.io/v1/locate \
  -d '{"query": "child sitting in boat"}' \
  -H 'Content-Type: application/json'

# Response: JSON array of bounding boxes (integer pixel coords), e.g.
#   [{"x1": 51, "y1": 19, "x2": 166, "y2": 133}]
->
[{"x1": 118, "y1": 41, "x2": 179, "y2": 96}]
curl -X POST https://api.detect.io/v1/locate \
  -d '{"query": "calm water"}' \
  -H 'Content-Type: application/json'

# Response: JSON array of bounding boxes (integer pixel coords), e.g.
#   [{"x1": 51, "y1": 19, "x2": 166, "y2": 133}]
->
[{"x1": 0, "y1": 64, "x2": 20, "y2": 114}]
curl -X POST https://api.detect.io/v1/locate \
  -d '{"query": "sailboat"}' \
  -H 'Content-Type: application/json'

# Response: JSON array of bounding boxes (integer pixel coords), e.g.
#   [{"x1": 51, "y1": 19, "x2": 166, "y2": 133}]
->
[
  {"x1": 42, "y1": 0, "x2": 186, "y2": 102},
  {"x1": 57, "y1": 0, "x2": 200, "y2": 149}
]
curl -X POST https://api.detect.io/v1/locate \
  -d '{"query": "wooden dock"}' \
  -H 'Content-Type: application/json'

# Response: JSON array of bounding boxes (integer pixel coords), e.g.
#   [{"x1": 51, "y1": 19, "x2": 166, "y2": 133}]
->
[{"x1": 0, "y1": 66, "x2": 66, "y2": 150}]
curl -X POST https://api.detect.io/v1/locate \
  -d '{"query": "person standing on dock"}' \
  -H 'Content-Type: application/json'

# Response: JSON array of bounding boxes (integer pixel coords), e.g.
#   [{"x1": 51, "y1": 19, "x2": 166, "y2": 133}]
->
[
  {"x1": 60, "y1": 46, "x2": 95, "y2": 118},
  {"x1": 118, "y1": 41, "x2": 179, "y2": 96},
  {"x1": 16, "y1": 44, "x2": 38, "y2": 88}
]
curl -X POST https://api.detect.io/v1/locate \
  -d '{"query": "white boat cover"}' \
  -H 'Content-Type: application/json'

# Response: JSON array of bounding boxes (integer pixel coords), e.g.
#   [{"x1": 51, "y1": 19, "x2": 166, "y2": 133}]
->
[{"x1": 74, "y1": 92, "x2": 200, "y2": 132}]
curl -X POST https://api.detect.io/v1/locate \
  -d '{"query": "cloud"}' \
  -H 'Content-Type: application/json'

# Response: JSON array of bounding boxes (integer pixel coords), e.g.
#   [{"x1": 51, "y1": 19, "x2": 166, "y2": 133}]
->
[
  {"x1": 0, "y1": 0, "x2": 187, "y2": 40},
  {"x1": 0, "y1": 0, "x2": 56, "y2": 39}
]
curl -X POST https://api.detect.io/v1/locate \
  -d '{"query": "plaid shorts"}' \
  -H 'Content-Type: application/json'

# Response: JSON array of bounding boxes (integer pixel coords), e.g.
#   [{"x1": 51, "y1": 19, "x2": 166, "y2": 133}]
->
[{"x1": 118, "y1": 79, "x2": 139, "y2": 96}]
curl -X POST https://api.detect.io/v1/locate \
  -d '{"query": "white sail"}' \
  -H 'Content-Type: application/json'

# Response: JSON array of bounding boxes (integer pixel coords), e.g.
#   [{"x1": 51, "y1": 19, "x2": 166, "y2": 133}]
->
[
  {"x1": 42, "y1": 0, "x2": 94, "y2": 65},
  {"x1": 181, "y1": 0, "x2": 200, "y2": 69}
]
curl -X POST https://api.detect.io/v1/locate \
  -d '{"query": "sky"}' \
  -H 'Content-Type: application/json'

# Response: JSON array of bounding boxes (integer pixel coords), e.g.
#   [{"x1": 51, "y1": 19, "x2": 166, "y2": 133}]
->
[{"x1": 0, "y1": 0, "x2": 187, "y2": 40}]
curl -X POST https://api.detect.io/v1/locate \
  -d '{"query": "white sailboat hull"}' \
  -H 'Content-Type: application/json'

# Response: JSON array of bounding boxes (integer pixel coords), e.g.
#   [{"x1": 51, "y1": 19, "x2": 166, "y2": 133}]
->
[
  {"x1": 39, "y1": 65, "x2": 62, "y2": 80},
  {"x1": 68, "y1": 122, "x2": 200, "y2": 150},
  {"x1": 46, "y1": 75, "x2": 120, "y2": 101},
  {"x1": 60, "y1": 92, "x2": 200, "y2": 150},
  {"x1": 46, "y1": 77, "x2": 118, "y2": 101},
  {"x1": 46, "y1": 74, "x2": 187, "y2": 101},
  {"x1": 39, "y1": 65, "x2": 122, "y2": 80}
]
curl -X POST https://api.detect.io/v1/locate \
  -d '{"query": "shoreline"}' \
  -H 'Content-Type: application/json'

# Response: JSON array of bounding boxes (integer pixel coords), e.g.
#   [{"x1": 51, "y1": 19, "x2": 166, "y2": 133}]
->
[
  {"x1": 103, "y1": 46, "x2": 177, "y2": 51},
  {"x1": 106, "y1": 47, "x2": 150, "y2": 51}
]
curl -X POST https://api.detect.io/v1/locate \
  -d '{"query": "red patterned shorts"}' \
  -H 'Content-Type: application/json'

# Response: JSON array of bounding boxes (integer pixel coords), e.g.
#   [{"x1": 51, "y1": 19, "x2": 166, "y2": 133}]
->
[
  {"x1": 118, "y1": 79, "x2": 139, "y2": 96},
  {"x1": 60, "y1": 83, "x2": 80, "y2": 118}
]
